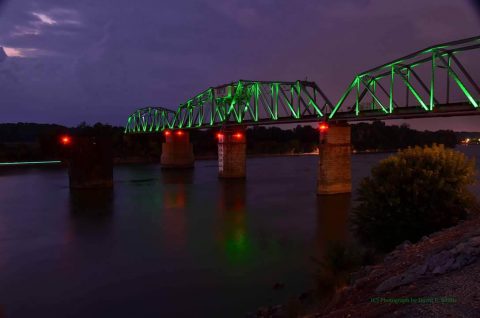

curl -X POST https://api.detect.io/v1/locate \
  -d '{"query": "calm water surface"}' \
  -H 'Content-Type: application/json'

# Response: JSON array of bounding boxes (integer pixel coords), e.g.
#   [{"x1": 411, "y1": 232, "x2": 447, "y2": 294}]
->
[{"x1": 0, "y1": 147, "x2": 479, "y2": 317}]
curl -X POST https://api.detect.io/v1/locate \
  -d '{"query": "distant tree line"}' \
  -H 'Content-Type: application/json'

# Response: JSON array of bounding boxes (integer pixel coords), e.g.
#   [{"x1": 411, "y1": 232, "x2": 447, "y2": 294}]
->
[
  {"x1": 0, "y1": 121, "x2": 461, "y2": 162},
  {"x1": 351, "y1": 121, "x2": 457, "y2": 151}
]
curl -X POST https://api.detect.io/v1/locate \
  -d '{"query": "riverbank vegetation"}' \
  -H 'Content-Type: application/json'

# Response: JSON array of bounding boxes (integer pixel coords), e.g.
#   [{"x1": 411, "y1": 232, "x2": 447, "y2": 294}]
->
[
  {"x1": 353, "y1": 144, "x2": 477, "y2": 252},
  {"x1": 0, "y1": 121, "x2": 464, "y2": 163}
]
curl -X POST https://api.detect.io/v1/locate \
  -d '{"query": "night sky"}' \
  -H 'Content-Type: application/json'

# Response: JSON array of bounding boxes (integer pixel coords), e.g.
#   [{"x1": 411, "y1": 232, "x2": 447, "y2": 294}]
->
[{"x1": 0, "y1": 0, "x2": 479, "y2": 130}]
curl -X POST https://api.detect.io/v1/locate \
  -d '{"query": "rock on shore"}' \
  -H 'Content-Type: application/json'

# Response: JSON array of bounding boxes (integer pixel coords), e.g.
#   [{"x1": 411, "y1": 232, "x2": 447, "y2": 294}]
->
[{"x1": 309, "y1": 217, "x2": 480, "y2": 318}]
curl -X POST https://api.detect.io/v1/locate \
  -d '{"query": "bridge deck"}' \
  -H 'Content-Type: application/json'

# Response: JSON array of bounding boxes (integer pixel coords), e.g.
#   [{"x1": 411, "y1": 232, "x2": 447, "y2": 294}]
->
[{"x1": 220, "y1": 103, "x2": 479, "y2": 128}]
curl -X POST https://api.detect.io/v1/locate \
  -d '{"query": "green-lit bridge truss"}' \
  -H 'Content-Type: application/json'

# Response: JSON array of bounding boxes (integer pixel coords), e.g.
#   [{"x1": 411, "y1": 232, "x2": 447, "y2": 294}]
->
[{"x1": 125, "y1": 36, "x2": 480, "y2": 133}]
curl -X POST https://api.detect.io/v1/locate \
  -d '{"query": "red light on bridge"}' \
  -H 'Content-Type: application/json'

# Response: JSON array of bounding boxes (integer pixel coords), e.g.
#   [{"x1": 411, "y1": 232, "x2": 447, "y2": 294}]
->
[
  {"x1": 164, "y1": 130, "x2": 171, "y2": 136},
  {"x1": 176, "y1": 130, "x2": 184, "y2": 136},
  {"x1": 216, "y1": 132, "x2": 224, "y2": 139},
  {"x1": 319, "y1": 122, "x2": 329, "y2": 133},
  {"x1": 234, "y1": 133, "x2": 243, "y2": 139},
  {"x1": 59, "y1": 135, "x2": 72, "y2": 146}
]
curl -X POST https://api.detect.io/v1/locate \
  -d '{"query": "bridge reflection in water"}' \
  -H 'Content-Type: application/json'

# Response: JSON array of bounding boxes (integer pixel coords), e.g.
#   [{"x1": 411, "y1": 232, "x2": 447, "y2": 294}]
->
[
  {"x1": 214, "y1": 179, "x2": 352, "y2": 264},
  {"x1": 65, "y1": 188, "x2": 115, "y2": 267},
  {"x1": 161, "y1": 169, "x2": 194, "y2": 251},
  {"x1": 216, "y1": 180, "x2": 251, "y2": 263},
  {"x1": 315, "y1": 194, "x2": 351, "y2": 259},
  {"x1": 66, "y1": 175, "x2": 352, "y2": 264},
  {"x1": 60, "y1": 165, "x2": 354, "y2": 318},
  {"x1": 69, "y1": 188, "x2": 114, "y2": 215}
]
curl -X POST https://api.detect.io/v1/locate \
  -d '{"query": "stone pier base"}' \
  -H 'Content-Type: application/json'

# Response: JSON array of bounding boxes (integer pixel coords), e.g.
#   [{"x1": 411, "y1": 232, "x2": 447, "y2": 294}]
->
[
  {"x1": 317, "y1": 123, "x2": 352, "y2": 195},
  {"x1": 67, "y1": 136, "x2": 113, "y2": 189},
  {"x1": 161, "y1": 131, "x2": 194, "y2": 169},
  {"x1": 218, "y1": 128, "x2": 246, "y2": 179}
]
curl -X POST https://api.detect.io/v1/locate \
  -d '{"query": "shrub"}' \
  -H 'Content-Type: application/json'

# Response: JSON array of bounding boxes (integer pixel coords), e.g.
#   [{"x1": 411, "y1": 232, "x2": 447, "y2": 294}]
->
[{"x1": 352, "y1": 144, "x2": 477, "y2": 252}]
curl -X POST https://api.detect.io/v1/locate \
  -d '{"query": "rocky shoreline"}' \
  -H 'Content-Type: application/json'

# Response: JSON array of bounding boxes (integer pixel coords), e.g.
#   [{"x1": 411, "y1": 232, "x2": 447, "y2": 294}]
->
[
  {"x1": 249, "y1": 215, "x2": 480, "y2": 318},
  {"x1": 310, "y1": 216, "x2": 480, "y2": 318}
]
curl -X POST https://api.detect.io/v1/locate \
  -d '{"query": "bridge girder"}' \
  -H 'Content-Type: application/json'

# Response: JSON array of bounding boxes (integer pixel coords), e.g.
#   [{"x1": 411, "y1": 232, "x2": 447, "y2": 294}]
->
[{"x1": 125, "y1": 36, "x2": 480, "y2": 134}]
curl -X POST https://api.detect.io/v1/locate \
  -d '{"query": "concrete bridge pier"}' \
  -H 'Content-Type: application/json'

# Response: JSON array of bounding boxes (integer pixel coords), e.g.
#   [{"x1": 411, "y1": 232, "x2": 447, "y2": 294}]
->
[
  {"x1": 66, "y1": 136, "x2": 114, "y2": 189},
  {"x1": 161, "y1": 130, "x2": 194, "y2": 169},
  {"x1": 218, "y1": 127, "x2": 246, "y2": 179},
  {"x1": 317, "y1": 122, "x2": 352, "y2": 195}
]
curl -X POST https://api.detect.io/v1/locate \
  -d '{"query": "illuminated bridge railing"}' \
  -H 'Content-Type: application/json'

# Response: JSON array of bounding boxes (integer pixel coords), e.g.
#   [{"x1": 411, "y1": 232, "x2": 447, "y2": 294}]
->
[
  {"x1": 125, "y1": 36, "x2": 480, "y2": 133},
  {"x1": 125, "y1": 80, "x2": 335, "y2": 133}
]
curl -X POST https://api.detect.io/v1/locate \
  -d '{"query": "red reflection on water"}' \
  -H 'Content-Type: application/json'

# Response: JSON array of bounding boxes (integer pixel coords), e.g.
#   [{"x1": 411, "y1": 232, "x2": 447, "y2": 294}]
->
[{"x1": 161, "y1": 170, "x2": 192, "y2": 251}]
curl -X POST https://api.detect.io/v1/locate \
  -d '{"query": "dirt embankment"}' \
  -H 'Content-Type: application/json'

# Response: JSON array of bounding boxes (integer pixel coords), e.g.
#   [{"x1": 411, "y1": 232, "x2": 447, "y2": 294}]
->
[{"x1": 309, "y1": 217, "x2": 480, "y2": 318}]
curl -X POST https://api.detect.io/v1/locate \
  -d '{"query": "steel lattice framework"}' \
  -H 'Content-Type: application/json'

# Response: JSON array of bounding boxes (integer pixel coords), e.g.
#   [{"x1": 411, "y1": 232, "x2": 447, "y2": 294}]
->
[
  {"x1": 125, "y1": 36, "x2": 480, "y2": 133},
  {"x1": 330, "y1": 35, "x2": 480, "y2": 121},
  {"x1": 125, "y1": 81, "x2": 334, "y2": 133}
]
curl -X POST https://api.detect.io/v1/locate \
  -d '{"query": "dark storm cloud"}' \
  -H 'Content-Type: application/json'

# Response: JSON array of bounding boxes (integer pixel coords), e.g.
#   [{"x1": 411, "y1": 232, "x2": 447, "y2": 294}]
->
[
  {"x1": 471, "y1": 0, "x2": 480, "y2": 12},
  {"x1": 0, "y1": 0, "x2": 479, "y2": 130},
  {"x1": 0, "y1": 0, "x2": 8, "y2": 11}
]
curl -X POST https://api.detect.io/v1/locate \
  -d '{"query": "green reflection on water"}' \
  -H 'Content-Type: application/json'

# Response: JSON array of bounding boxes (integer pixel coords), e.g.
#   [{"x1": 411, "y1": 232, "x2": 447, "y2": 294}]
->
[
  {"x1": 224, "y1": 227, "x2": 252, "y2": 263},
  {"x1": 218, "y1": 180, "x2": 254, "y2": 264}
]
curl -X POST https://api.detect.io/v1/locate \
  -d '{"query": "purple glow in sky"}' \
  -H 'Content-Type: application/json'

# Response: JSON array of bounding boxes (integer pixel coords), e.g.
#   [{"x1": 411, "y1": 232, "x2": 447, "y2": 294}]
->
[{"x1": 0, "y1": 0, "x2": 479, "y2": 130}]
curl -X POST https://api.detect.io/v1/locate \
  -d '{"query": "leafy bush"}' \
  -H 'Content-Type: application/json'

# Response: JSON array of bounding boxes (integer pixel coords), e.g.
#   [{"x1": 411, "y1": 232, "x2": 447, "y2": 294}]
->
[{"x1": 353, "y1": 144, "x2": 477, "y2": 252}]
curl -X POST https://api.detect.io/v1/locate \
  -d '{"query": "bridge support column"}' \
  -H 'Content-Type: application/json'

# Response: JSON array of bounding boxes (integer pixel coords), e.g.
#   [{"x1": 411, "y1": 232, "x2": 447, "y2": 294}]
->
[
  {"x1": 317, "y1": 122, "x2": 351, "y2": 195},
  {"x1": 161, "y1": 130, "x2": 194, "y2": 169},
  {"x1": 218, "y1": 128, "x2": 246, "y2": 179},
  {"x1": 67, "y1": 136, "x2": 113, "y2": 189}
]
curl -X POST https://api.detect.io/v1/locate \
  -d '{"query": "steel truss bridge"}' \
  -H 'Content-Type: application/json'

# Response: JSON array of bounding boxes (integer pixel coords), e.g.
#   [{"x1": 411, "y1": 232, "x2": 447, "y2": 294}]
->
[{"x1": 125, "y1": 36, "x2": 480, "y2": 134}]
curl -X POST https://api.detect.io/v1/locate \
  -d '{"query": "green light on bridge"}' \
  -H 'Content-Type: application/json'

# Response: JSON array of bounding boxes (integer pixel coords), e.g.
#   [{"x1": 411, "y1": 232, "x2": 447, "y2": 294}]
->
[{"x1": 125, "y1": 35, "x2": 480, "y2": 132}]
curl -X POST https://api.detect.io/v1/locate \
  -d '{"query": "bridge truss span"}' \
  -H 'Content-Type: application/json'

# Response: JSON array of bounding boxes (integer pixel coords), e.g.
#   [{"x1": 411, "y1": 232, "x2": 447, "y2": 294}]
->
[
  {"x1": 125, "y1": 80, "x2": 334, "y2": 133},
  {"x1": 329, "y1": 35, "x2": 480, "y2": 121},
  {"x1": 125, "y1": 35, "x2": 480, "y2": 134}
]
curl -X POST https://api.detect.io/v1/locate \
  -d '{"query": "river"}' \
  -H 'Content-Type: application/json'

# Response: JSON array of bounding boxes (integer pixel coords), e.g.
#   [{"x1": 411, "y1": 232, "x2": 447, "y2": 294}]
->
[{"x1": 0, "y1": 147, "x2": 479, "y2": 317}]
